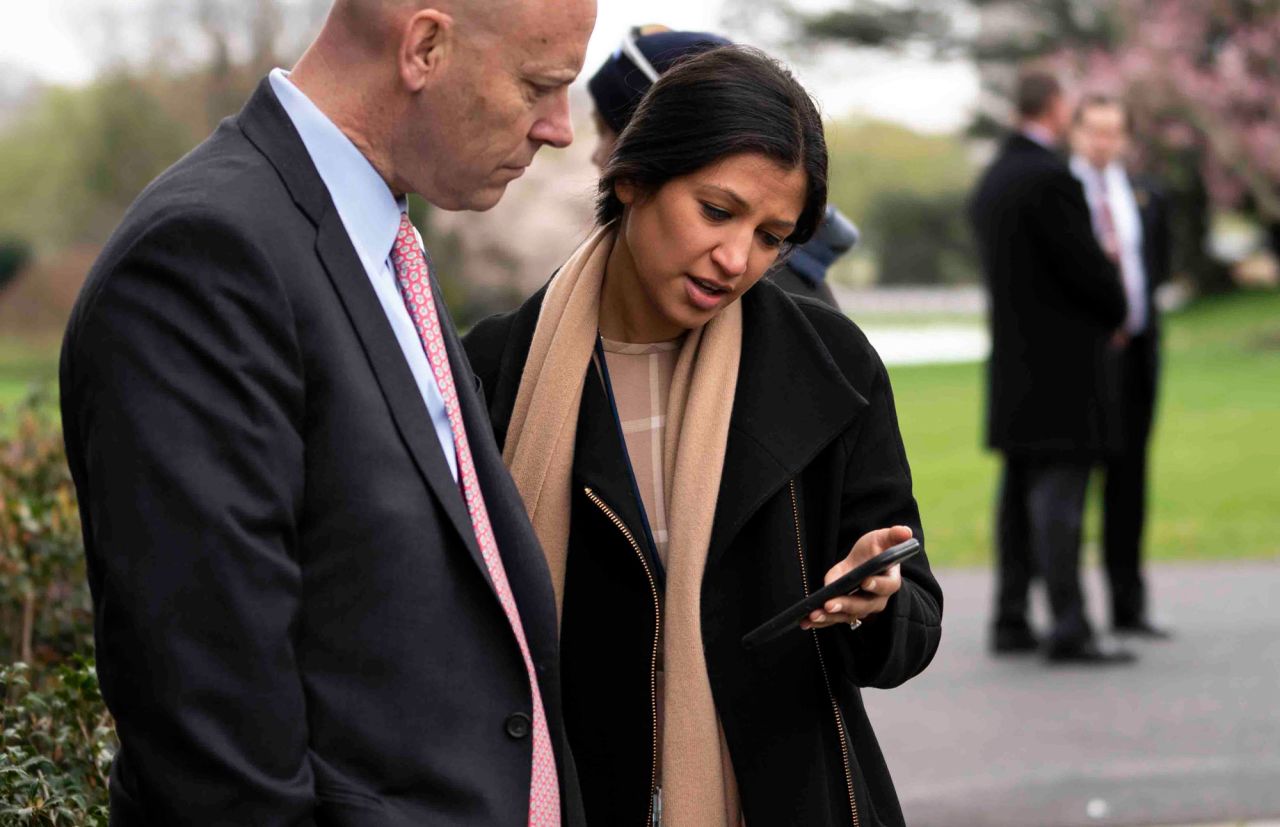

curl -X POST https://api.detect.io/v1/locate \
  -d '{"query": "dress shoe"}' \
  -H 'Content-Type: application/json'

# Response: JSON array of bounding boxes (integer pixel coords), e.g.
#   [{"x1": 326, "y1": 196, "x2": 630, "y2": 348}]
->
[
  {"x1": 990, "y1": 625, "x2": 1040, "y2": 655},
  {"x1": 1045, "y1": 638, "x2": 1137, "y2": 665},
  {"x1": 1113, "y1": 620, "x2": 1173, "y2": 640}
]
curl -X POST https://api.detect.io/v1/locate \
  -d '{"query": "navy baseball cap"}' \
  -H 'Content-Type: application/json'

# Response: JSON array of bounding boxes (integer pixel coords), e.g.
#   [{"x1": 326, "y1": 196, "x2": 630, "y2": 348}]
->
[{"x1": 587, "y1": 26, "x2": 733, "y2": 134}]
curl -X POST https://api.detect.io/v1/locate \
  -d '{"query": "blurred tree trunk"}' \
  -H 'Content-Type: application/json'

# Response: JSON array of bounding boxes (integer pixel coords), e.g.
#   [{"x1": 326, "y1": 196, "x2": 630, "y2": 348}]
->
[{"x1": 1163, "y1": 150, "x2": 1233, "y2": 294}]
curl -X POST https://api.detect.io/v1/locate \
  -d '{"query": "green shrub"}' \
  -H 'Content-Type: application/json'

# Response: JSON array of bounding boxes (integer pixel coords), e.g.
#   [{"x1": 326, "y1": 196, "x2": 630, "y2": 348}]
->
[
  {"x1": 1, "y1": 390, "x2": 112, "y2": 824},
  {"x1": 863, "y1": 190, "x2": 979, "y2": 286},
  {"x1": 0, "y1": 238, "x2": 31, "y2": 293},
  {"x1": 1, "y1": 390, "x2": 92, "y2": 665},
  {"x1": 0, "y1": 658, "x2": 114, "y2": 825}
]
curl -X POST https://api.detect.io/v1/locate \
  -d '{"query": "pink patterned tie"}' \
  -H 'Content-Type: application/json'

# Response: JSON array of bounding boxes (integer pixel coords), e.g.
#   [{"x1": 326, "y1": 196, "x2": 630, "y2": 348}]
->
[
  {"x1": 390, "y1": 212, "x2": 560, "y2": 826},
  {"x1": 1093, "y1": 170, "x2": 1121, "y2": 263}
]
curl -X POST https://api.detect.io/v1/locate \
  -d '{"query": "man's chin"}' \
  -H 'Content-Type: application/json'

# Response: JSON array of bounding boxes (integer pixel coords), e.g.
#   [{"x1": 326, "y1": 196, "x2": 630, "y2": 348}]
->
[
  {"x1": 460, "y1": 181, "x2": 511, "y2": 213},
  {"x1": 426, "y1": 183, "x2": 508, "y2": 213}
]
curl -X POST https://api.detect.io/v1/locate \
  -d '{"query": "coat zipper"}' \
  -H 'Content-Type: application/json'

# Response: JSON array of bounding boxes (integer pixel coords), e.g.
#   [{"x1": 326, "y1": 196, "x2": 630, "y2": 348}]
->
[
  {"x1": 584, "y1": 487, "x2": 662, "y2": 827},
  {"x1": 790, "y1": 480, "x2": 860, "y2": 827}
]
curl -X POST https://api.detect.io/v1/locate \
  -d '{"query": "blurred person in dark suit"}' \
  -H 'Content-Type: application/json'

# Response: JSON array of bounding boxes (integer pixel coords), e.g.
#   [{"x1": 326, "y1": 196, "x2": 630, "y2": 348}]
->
[
  {"x1": 59, "y1": 1, "x2": 595, "y2": 823},
  {"x1": 969, "y1": 69, "x2": 1134, "y2": 665},
  {"x1": 1070, "y1": 94, "x2": 1173, "y2": 639},
  {"x1": 587, "y1": 24, "x2": 858, "y2": 309}
]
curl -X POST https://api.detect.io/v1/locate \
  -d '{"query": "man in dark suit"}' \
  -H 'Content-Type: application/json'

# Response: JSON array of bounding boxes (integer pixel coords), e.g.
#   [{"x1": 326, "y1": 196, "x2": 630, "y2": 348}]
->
[
  {"x1": 59, "y1": 1, "x2": 595, "y2": 823},
  {"x1": 1070, "y1": 94, "x2": 1173, "y2": 639},
  {"x1": 969, "y1": 70, "x2": 1134, "y2": 665}
]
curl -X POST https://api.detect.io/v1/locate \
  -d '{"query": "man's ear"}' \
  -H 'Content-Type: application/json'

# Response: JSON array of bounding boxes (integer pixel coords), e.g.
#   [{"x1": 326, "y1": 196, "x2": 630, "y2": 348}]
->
[{"x1": 399, "y1": 9, "x2": 453, "y2": 92}]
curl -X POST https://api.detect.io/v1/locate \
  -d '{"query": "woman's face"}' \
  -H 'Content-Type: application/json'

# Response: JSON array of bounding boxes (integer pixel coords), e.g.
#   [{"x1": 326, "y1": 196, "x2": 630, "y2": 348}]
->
[
  {"x1": 591, "y1": 111, "x2": 619, "y2": 171},
  {"x1": 615, "y1": 152, "x2": 807, "y2": 333}
]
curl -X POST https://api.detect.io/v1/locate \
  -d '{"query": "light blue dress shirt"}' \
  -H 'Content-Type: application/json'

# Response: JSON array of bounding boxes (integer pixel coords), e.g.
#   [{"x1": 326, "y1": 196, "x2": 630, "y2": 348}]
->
[{"x1": 269, "y1": 68, "x2": 459, "y2": 481}]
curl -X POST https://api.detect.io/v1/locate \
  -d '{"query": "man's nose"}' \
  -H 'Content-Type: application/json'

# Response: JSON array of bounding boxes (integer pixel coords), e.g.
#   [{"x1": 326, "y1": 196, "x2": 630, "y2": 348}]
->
[{"x1": 530, "y1": 89, "x2": 574, "y2": 149}]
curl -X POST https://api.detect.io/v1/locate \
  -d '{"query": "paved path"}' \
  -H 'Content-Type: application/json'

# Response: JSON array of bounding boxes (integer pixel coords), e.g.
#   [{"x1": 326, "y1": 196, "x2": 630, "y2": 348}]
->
[{"x1": 863, "y1": 560, "x2": 1280, "y2": 826}]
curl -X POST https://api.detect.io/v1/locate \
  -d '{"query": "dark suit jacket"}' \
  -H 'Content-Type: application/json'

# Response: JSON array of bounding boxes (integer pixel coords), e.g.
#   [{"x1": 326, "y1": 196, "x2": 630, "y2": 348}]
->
[
  {"x1": 60, "y1": 78, "x2": 580, "y2": 826},
  {"x1": 1136, "y1": 178, "x2": 1171, "y2": 318},
  {"x1": 1129, "y1": 174, "x2": 1173, "y2": 354},
  {"x1": 968, "y1": 134, "x2": 1127, "y2": 458}
]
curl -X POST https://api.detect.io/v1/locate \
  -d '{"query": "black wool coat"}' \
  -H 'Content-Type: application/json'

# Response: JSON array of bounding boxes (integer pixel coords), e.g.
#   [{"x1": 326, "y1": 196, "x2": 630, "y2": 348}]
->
[
  {"x1": 464, "y1": 280, "x2": 943, "y2": 827},
  {"x1": 969, "y1": 134, "x2": 1128, "y2": 458}
]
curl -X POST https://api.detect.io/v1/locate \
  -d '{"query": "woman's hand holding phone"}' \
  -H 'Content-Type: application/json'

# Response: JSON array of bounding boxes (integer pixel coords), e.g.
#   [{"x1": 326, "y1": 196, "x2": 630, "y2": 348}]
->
[{"x1": 800, "y1": 525, "x2": 913, "y2": 631}]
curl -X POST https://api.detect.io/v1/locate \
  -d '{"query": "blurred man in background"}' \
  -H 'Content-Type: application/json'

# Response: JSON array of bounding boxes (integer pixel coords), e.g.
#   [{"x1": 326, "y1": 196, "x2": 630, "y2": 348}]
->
[
  {"x1": 60, "y1": 0, "x2": 594, "y2": 823},
  {"x1": 1070, "y1": 94, "x2": 1173, "y2": 640},
  {"x1": 587, "y1": 24, "x2": 859, "y2": 309},
  {"x1": 969, "y1": 69, "x2": 1134, "y2": 665}
]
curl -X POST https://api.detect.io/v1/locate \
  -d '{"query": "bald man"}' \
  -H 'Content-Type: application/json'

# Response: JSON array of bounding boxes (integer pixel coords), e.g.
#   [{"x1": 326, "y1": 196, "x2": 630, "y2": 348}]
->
[{"x1": 60, "y1": 2, "x2": 595, "y2": 824}]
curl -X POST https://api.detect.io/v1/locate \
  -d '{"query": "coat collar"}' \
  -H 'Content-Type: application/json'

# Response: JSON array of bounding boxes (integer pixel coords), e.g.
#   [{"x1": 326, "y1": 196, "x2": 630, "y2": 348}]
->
[
  {"x1": 236, "y1": 77, "x2": 331, "y2": 227},
  {"x1": 707, "y1": 281, "x2": 867, "y2": 564},
  {"x1": 1005, "y1": 131, "x2": 1061, "y2": 162},
  {"x1": 235, "y1": 77, "x2": 496, "y2": 593}
]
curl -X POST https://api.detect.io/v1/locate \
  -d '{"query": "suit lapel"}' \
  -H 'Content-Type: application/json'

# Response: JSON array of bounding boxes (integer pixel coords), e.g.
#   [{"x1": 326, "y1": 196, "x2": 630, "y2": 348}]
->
[
  {"x1": 436, "y1": 262, "x2": 561, "y2": 659},
  {"x1": 313, "y1": 215, "x2": 491, "y2": 583},
  {"x1": 237, "y1": 77, "x2": 492, "y2": 588}
]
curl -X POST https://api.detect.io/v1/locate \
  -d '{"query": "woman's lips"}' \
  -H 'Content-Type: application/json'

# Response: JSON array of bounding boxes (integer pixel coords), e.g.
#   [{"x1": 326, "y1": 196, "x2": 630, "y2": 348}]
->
[{"x1": 685, "y1": 274, "x2": 730, "y2": 312}]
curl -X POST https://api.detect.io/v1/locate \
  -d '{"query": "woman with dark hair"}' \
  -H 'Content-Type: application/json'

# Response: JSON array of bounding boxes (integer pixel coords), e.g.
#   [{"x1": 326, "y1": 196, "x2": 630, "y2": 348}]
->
[
  {"x1": 587, "y1": 24, "x2": 859, "y2": 309},
  {"x1": 465, "y1": 46, "x2": 941, "y2": 827}
]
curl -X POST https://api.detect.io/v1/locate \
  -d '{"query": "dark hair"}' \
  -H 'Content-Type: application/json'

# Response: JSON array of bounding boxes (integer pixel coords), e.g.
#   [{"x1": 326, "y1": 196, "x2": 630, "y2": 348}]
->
[
  {"x1": 596, "y1": 46, "x2": 829, "y2": 246},
  {"x1": 1015, "y1": 69, "x2": 1063, "y2": 119},
  {"x1": 1074, "y1": 92, "x2": 1131, "y2": 132}
]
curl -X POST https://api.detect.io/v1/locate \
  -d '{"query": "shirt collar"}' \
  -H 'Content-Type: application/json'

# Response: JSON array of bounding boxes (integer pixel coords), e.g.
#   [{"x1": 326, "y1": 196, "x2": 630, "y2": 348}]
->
[
  {"x1": 268, "y1": 68, "x2": 406, "y2": 270},
  {"x1": 1020, "y1": 123, "x2": 1058, "y2": 150},
  {"x1": 1070, "y1": 155, "x2": 1124, "y2": 187}
]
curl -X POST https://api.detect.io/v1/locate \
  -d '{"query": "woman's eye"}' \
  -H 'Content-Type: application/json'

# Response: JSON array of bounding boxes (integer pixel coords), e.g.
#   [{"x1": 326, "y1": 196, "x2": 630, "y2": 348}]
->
[
  {"x1": 701, "y1": 203, "x2": 731, "y2": 222},
  {"x1": 759, "y1": 232, "x2": 783, "y2": 249}
]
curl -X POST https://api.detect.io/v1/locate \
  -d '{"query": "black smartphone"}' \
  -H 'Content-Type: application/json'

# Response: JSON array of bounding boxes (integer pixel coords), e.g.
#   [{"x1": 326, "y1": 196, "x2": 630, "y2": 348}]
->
[{"x1": 742, "y1": 538, "x2": 921, "y2": 649}]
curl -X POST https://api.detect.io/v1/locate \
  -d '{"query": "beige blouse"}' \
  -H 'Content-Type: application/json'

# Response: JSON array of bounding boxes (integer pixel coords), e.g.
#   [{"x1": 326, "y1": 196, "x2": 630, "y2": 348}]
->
[{"x1": 599, "y1": 336, "x2": 682, "y2": 564}]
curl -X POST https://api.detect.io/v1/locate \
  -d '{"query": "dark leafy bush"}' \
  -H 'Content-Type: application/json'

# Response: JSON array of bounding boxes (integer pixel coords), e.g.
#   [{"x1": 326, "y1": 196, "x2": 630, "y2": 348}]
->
[
  {"x1": 0, "y1": 658, "x2": 114, "y2": 825},
  {"x1": 1, "y1": 389, "x2": 92, "y2": 665},
  {"x1": 0, "y1": 238, "x2": 32, "y2": 293},
  {"x1": 864, "y1": 189, "x2": 979, "y2": 286},
  {"x1": 1, "y1": 390, "x2": 113, "y2": 824}
]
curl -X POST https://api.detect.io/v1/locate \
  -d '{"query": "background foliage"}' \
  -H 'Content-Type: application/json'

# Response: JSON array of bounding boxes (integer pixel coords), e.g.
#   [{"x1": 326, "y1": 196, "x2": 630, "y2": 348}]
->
[{"x1": 0, "y1": 391, "x2": 112, "y2": 822}]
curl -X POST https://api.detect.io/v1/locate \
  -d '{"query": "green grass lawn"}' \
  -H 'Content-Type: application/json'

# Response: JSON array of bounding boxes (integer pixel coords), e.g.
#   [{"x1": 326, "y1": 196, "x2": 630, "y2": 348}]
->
[
  {"x1": 889, "y1": 289, "x2": 1280, "y2": 567},
  {"x1": 0, "y1": 337, "x2": 59, "y2": 409}
]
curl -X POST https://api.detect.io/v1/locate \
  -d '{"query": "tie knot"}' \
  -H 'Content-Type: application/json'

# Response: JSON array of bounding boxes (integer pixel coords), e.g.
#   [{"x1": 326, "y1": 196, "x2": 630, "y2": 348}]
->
[{"x1": 391, "y1": 212, "x2": 425, "y2": 275}]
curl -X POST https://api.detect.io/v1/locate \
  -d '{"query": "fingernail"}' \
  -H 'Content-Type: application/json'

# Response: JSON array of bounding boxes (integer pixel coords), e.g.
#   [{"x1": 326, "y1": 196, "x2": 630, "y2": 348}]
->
[
  {"x1": 814, "y1": 613, "x2": 826, "y2": 623},
  {"x1": 863, "y1": 579, "x2": 876, "y2": 591}
]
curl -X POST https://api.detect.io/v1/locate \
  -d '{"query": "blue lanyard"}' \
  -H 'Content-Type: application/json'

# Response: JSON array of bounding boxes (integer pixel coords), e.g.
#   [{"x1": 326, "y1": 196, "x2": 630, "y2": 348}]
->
[{"x1": 593, "y1": 335, "x2": 667, "y2": 588}]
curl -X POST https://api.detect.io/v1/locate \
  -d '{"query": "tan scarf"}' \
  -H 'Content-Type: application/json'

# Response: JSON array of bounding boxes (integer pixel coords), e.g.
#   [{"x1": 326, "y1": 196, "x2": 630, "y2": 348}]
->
[{"x1": 504, "y1": 226, "x2": 743, "y2": 826}]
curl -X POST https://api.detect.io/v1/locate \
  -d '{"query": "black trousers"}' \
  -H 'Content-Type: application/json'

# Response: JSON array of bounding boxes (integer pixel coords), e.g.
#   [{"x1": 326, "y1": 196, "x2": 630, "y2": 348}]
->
[
  {"x1": 1103, "y1": 333, "x2": 1159, "y2": 626},
  {"x1": 994, "y1": 456, "x2": 1094, "y2": 646}
]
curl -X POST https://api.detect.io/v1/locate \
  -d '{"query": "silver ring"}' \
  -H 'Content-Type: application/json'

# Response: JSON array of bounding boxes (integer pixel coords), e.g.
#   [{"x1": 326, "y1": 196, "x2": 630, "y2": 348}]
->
[{"x1": 848, "y1": 618, "x2": 863, "y2": 631}]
